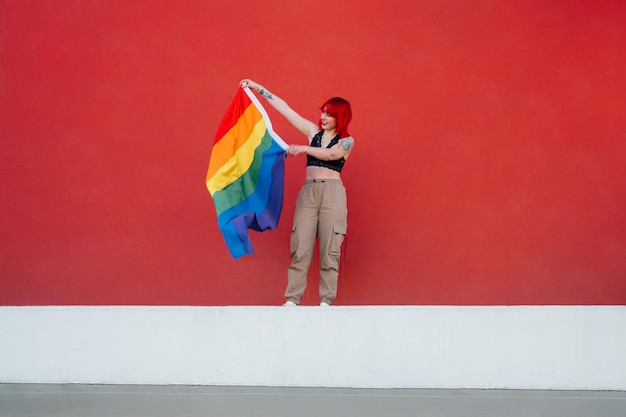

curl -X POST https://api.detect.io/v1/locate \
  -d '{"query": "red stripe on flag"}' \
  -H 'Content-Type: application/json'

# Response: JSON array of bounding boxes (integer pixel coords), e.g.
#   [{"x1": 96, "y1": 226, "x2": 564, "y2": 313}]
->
[{"x1": 213, "y1": 89, "x2": 253, "y2": 145}]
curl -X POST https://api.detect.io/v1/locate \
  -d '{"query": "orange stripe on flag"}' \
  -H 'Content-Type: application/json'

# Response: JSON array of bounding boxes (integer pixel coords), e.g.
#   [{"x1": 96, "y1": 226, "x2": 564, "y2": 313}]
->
[{"x1": 206, "y1": 103, "x2": 263, "y2": 180}]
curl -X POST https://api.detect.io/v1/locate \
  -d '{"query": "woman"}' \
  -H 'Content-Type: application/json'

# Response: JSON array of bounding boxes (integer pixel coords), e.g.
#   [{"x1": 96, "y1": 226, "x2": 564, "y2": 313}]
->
[{"x1": 240, "y1": 79, "x2": 354, "y2": 306}]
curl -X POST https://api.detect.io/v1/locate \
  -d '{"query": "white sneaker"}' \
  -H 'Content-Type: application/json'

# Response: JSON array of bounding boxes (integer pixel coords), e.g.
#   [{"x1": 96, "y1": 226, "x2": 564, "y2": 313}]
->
[
  {"x1": 283, "y1": 301, "x2": 297, "y2": 307},
  {"x1": 320, "y1": 302, "x2": 330, "y2": 307}
]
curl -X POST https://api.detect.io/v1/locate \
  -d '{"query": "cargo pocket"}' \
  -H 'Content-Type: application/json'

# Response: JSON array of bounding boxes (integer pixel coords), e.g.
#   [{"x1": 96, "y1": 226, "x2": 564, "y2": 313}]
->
[
  {"x1": 329, "y1": 223, "x2": 347, "y2": 256},
  {"x1": 289, "y1": 223, "x2": 298, "y2": 258}
]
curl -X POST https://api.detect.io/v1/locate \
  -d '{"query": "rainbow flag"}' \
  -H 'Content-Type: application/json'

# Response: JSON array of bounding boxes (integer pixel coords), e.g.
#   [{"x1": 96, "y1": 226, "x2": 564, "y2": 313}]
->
[{"x1": 206, "y1": 87, "x2": 288, "y2": 259}]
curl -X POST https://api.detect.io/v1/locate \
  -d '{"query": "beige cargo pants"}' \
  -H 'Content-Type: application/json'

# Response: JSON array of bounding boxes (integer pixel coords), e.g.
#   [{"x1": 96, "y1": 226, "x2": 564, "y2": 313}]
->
[{"x1": 285, "y1": 179, "x2": 347, "y2": 305}]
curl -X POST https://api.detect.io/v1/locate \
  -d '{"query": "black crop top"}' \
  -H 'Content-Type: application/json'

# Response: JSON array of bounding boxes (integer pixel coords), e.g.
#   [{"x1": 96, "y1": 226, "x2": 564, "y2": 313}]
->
[{"x1": 306, "y1": 131, "x2": 346, "y2": 172}]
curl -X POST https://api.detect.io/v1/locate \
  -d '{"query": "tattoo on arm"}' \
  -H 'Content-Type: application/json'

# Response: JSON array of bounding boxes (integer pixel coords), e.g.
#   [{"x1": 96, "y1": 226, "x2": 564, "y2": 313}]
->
[
  {"x1": 339, "y1": 137, "x2": 354, "y2": 152},
  {"x1": 258, "y1": 88, "x2": 273, "y2": 100}
]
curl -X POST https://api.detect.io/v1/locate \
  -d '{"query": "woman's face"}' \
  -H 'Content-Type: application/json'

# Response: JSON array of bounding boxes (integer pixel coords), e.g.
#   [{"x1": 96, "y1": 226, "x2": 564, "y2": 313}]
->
[{"x1": 320, "y1": 111, "x2": 337, "y2": 131}]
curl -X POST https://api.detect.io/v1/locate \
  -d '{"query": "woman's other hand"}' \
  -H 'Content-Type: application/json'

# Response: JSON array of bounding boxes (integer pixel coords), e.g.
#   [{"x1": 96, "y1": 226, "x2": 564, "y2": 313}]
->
[{"x1": 287, "y1": 145, "x2": 306, "y2": 156}]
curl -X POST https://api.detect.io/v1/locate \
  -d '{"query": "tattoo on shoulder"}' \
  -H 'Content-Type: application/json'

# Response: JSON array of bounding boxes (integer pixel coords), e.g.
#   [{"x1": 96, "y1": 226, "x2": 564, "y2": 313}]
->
[
  {"x1": 258, "y1": 88, "x2": 273, "y2": 100},
  {"x1": 339, "y1": 137, "x2": 354, "y2": 151}
]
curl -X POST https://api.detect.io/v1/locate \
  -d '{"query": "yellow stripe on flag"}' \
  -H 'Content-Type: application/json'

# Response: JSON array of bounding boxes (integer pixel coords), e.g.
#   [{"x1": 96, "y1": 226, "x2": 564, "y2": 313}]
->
[
  {"x1": 206, "y1": 118, "x2": 267, "y2": 195},
  {"x1": 206, "y1": 103, "x2": 264, "y2": 180}
]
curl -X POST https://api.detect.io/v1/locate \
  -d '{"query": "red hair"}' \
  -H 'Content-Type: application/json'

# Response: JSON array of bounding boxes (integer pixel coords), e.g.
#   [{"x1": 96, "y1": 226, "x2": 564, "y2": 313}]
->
[{"x1": 318, "y1": 97, "x2": 352, "y2": 138}]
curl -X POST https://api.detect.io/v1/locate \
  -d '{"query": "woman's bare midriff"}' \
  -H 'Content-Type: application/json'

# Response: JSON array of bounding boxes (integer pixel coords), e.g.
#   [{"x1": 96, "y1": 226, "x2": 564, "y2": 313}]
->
[{"x1": 305, "y1": 165, "x2": 342, "y2": 180}]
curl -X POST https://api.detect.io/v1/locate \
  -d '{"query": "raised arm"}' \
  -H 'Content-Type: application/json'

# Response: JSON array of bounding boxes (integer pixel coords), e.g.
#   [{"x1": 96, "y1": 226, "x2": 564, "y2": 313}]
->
[{"x1": 241, "y1": 79, "x2": 318, "y2": 139}]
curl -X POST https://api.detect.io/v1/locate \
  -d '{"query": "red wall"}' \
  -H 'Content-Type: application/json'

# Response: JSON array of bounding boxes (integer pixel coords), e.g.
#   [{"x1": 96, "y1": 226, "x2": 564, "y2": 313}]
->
[{"x1": 1, "y1": 0, "x2": 625, "y2": 306}]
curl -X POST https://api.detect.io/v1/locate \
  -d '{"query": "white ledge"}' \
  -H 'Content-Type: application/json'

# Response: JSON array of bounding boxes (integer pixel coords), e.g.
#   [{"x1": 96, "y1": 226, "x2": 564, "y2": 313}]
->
[{"x1": 1, "y1": 306, "x2": 625, "y2": 390}]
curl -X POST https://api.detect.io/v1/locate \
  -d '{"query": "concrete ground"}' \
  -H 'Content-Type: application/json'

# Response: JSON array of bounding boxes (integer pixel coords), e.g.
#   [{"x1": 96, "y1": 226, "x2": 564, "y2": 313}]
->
[{"x1": 1, "y1": 384, "x2": 625, "y2": 417}]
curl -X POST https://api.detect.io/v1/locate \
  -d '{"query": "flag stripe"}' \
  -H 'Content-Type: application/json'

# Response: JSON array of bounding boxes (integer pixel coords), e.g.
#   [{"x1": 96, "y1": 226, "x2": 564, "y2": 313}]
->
[
  {"x1": 212, "y1": 89, "x2": 253, "y2": 147},
  {"x1": 206, "y1": 102, "x2": 264, "y2": 181},
  {"x1": 211, "y1": 128, "x2": 275, "y2": 214},
  {"x1": 214, "y1": 151, "x2": 281, "y2": 224},
  {"x1": 207, "y1": 118, "x2": 267, "y2": 195}
]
